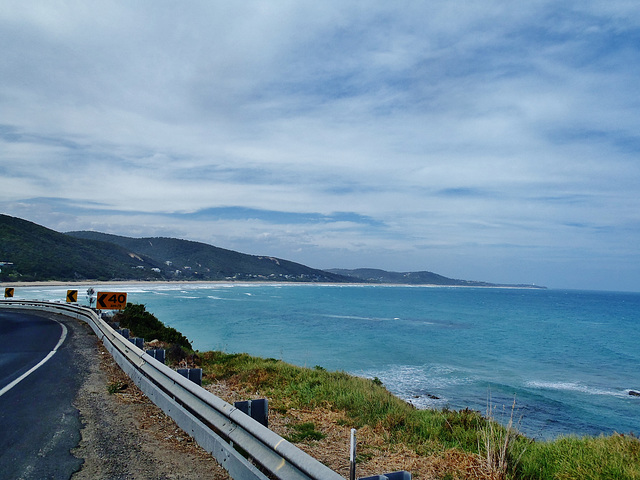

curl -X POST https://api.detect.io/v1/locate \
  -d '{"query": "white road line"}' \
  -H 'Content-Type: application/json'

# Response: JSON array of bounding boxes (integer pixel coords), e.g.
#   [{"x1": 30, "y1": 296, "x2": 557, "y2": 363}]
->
[{"x1": 0, "y1": 320, "x2": 68, "y2": 397}]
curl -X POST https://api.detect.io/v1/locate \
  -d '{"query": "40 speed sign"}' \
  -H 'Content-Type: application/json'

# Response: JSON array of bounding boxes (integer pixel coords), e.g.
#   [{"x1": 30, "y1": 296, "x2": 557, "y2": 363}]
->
[{"x1": 96, "y1": 291, "x2": 127, "y2": 310}]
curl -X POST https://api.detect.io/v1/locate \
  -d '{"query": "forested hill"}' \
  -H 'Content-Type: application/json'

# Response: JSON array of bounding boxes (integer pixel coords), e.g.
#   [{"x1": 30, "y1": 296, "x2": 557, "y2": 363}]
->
[
  {"x1": 0, "y1": 214, "x2": 543, "y2": 287},
  {"x1": 0, "y1": 214, "x2": 348, "y2": 282},
  {"x1": 66, "y1": 230, "x2": 348, "y2": 282},
  {"x1": 0, "y1": 214, "x2": 163, "y2": 282}
]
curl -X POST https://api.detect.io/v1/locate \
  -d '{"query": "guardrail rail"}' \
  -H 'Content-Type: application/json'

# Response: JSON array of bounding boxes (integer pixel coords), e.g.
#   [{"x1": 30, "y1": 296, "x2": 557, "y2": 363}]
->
[{"x1": 0, "y1": 300, "x2": 346, "y2": 480}]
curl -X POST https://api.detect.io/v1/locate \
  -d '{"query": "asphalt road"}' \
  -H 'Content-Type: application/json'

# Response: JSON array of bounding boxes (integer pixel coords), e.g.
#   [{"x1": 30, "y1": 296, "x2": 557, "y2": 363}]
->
[{"x1": 0, "y1": 309, "x2": 84, "y2": 479}]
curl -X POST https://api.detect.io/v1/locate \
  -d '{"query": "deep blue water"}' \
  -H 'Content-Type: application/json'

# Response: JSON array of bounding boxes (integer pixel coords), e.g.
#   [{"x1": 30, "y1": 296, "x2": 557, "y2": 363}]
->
[{"x1": 15, "y1": 283, "x2": 640, "y2": 439}]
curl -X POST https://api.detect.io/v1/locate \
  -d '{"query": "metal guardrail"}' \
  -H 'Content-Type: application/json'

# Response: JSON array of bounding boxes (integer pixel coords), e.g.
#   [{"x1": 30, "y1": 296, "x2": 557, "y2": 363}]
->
[{"x1": 0, "y1": 300, "x2": 346, "y2": 480}]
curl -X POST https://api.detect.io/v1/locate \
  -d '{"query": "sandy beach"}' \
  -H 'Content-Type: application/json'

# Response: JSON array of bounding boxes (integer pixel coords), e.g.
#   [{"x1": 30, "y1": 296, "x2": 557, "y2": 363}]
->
[{"x1": 1, "y1": 280, "x2": 243, "y2": 288}]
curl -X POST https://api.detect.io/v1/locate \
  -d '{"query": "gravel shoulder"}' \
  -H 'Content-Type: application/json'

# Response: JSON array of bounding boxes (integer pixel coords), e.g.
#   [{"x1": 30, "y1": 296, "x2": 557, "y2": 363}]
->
[{"x1": 69, "y1": 317, "x2": 230, "y2": 480}]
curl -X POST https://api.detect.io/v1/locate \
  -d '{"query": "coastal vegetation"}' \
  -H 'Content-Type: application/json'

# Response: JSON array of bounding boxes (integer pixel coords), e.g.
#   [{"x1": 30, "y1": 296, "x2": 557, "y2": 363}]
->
[
  {"x1": 115, "y1": 303, "x2": 640, "y2": 479},
  {"x1": 113, "y1": 303, "x2": 192, "y2": 350},
  {"x1": 197, "y1": 351, "x2": 640, "y2": 479}
]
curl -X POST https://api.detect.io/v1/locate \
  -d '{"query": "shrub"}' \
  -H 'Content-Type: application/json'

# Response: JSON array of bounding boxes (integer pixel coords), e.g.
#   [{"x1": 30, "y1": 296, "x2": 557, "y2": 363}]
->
[{"x1": 113, "y1": 303, "x2": 192, "y2": 350}]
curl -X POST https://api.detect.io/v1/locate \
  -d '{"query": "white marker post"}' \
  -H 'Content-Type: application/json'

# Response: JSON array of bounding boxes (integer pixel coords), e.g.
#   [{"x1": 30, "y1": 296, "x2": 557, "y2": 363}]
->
[{"x1": 350, "y1": 428, "x2": 357, "y2": 480}]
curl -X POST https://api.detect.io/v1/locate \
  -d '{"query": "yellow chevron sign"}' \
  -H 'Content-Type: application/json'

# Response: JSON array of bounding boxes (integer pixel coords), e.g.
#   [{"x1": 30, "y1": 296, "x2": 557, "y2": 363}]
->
[
  {"x1": 4, "y1": 287, "x2": 14, "y2": 298},
  {"x1": 66, "y1": 290, "x2": 78, "y2": 303}
]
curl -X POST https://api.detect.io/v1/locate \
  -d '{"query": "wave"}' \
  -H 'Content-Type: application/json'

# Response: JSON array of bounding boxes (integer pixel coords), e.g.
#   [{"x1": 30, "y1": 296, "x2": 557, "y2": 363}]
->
[
  {"x1": 360, "y1": 364, "x2": 475, "y2": 392},
  {"x1": 525, "y1": 380, "x2": 632, "y2": 398},
  {"x1": 322, "y1": 314, "x2": 388, "y2": 322},
  {"x1": 322, "y1": 314, "x2": 438, "y2": 326},
  {"x1": 401, "y1": 394, "x2": 448, "y2": 409},
  {"x1": 207, "y1": 296, "x2": 245, "y2": 302}
]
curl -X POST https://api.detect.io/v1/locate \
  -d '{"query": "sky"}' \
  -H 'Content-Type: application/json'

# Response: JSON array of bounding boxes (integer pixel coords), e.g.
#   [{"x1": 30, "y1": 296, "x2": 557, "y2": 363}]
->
[{"x1": 1, "y1": 1, "x2": 640, "y2": 292}]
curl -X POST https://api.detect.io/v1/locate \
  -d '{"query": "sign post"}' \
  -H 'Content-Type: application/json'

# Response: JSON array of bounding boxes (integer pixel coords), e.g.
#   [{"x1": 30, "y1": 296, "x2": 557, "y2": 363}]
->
[
  {"x1": 350, "y1": 428, "x2": 356, "y2": 480},
  {"x1": 86, "y1": 287, "x2": 95, "y2": 307},
  {"x1": 96, "y1": 292, "x2": 128, "y2": 310}
]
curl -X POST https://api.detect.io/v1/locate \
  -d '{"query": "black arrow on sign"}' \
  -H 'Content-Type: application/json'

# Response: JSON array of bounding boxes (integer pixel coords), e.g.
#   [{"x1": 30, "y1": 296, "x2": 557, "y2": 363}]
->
[{"x1": 97, "y1": 293, "x2": 108, "y2": 309}]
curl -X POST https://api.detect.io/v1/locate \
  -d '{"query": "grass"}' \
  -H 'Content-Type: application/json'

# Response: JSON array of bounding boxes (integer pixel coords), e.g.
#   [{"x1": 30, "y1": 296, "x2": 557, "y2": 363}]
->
[
  {"x1": 194, "y1": 350, "x2": 640, "y2": 480},
  {"x1": 107, "y1": 380, "x2": 128, "y2": 394},
  {"x1": 480, "y1": 397, "x2": 530, "y2": 479},
  {"x1": 284, "y1": 422, "x2": 327, "y2": 443},
  {"x1": 515, "y1": 434, "x2": 640, "y2": 480},
  {"x1": 198, "y1": 351, "x2": 487, "y2": 452}
]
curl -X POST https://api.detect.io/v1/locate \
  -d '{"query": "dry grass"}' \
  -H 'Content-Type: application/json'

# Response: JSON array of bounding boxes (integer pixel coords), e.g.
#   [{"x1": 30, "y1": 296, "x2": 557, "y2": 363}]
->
[
  {"x1": 205, "y1": 379, "x2": 503, "y2": 480},
  {"x1": 479, "y1": 398, "x2": 528, "y2": 479}
]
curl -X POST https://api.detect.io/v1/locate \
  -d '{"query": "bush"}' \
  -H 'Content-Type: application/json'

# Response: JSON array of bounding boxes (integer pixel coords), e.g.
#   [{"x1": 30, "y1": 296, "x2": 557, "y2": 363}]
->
[{"x1": 114, "y1": 303, "x2": 192, "y2": 350}]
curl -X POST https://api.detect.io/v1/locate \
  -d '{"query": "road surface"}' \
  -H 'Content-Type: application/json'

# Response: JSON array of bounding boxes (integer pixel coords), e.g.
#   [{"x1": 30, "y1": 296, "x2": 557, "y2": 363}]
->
[
  {"x1": 0, "y1": 306, "x2": 230, "y2": 479},
  {"x1": 0, "y1": 309, "x2": 83, "y2": 479}
]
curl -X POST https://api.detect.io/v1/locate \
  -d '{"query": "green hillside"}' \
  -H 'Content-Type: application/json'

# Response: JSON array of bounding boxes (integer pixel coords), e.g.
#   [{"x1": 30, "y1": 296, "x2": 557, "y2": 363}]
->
[
  {"x1": 66, "y1": 231, "x2": 349, "y2": 282},
  {"x1": 0, "y1": 214, "x2": 164, "y2": 281},
  {"x1": 0, "y1": 214, "x2": 348, "y2": 282}
]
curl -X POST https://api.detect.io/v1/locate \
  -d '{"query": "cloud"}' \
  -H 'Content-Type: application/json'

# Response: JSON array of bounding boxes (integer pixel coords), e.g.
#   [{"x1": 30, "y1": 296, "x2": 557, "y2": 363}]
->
[{"x1": 1, "y1": 1, "x2": 640, "y2": 291}]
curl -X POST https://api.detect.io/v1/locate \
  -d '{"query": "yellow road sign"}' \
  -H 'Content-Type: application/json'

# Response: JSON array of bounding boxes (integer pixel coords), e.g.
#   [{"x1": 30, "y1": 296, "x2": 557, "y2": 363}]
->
[
  {"x1": 96, "y1": 291, "x2": 127, "y2": 310},
  {"x1": 66, "y1": 290, "x2": 78, "y2": 303},
  {"x1": 4, "y1": 287, "x2": 14, "y2": 298}
]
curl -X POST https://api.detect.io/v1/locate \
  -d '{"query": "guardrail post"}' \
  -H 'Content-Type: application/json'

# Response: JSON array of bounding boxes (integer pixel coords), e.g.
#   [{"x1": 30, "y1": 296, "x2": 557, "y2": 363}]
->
[
  {"x1": 128, "y1": 337, "x2": 144, "y2": 349},
  {"x1": 116, "y1": 328, "x2": 130, "y2": 338},
  {"x1": 360, "y1": 471, "x2": 411, "y2": 480},
  {"x1": 177, "y1": 368, "x2": 202, "y2": 386},
  {"x1": 234, "y1": 399, "x2": 269, "y2": 427},
  {"x1": 146, "y1": 348, "x2": 166, "y2": 364}
]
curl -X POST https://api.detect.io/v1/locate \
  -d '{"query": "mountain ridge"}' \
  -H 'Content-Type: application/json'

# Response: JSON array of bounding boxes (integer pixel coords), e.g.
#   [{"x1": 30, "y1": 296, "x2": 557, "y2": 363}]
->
[
  {"x1": 0, "y1": 214, "x2": 543, "y2": 288},
  {"x1": 327, "y1": 268, "x2": 544, "y2": 288}
]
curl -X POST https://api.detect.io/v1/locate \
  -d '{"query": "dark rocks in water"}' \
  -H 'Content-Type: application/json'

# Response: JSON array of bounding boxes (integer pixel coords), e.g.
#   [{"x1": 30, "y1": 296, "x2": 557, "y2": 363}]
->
[
  {"x1": 629, "y1": 390, "x2": 640, "y2": 397},
  {"x1": 412, "y1": 393, "x2": 440, "y2": 400}
]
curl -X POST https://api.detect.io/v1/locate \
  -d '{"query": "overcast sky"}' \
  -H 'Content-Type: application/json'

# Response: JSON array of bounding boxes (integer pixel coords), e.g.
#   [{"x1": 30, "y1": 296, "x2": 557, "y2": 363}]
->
[{"x1": 2, "y1": 1, "x2": 639, "y2": 291}]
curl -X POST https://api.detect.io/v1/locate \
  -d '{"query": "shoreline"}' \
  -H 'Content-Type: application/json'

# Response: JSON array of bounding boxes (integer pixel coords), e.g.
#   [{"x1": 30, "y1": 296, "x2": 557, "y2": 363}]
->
[{"x1": 0, "y1": 279, "x2": 545, "y2": 290}]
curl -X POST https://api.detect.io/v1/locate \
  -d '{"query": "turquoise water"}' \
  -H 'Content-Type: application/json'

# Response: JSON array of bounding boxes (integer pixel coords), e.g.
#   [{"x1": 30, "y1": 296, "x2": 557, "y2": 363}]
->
[{"x1": 15, "y1": 283, "x2": 640, "y2": 439}]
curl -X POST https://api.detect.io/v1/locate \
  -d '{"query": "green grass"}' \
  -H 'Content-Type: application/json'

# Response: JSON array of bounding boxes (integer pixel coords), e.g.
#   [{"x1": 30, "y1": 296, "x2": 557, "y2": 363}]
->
[
  {"x1": 284, "y1": 422, "x2": 327, "y2": 443},
  {"x1": 515, "y1": 434, "x2": 640, "y2": 480},
  {"x1": 107, "y1": 380, "x2": 127, "y2": 394},
  {"x1": 197, "y1": 350, "x2": 640, "y2": 480},
  {"x1": 199, "y1": 351, "x2": 489, "y2": 453}
]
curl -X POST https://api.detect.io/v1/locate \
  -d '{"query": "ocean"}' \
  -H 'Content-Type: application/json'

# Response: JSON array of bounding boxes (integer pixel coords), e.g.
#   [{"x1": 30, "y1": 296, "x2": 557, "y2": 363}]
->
[{"x1": 12, "y1": 283, "x2": 640, "y2": 440}]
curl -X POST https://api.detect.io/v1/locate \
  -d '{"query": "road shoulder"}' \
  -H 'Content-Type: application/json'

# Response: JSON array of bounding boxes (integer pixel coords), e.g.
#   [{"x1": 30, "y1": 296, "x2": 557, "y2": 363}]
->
[{"x1": 69, "y1": 317, "x2": 230, "y2": 480}]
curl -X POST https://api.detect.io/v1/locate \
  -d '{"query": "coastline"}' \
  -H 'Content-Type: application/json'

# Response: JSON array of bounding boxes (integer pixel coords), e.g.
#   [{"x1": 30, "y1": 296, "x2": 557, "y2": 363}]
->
[{"x1": 0, "y1": 279, "x2": 545, "y2": 290}]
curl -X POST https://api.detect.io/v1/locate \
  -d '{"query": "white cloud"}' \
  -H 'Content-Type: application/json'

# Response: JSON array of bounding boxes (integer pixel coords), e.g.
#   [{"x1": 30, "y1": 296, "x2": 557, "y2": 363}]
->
[{"x1": 1, "y1": 1, "x2": 640, "y2": 290}]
